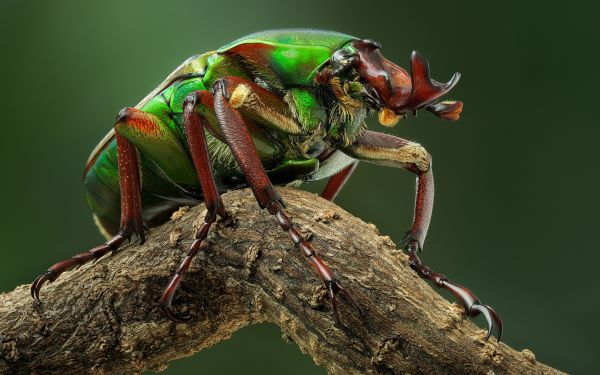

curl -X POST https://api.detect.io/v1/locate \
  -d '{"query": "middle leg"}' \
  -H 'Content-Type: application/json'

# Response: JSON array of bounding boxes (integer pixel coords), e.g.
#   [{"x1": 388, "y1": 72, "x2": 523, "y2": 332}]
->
[
  {"x1": 320, "y1": 162, "x2": 358, "y2": 202},
  {"x1": 213, "y1": 77, "x2": 360, "y2": 325},
  {"x1": 158, "y1": 90, "x2": 227, "y2": 322},
  {"x1": 31, "y1": 127, "x2": 145, "y2": 299}
]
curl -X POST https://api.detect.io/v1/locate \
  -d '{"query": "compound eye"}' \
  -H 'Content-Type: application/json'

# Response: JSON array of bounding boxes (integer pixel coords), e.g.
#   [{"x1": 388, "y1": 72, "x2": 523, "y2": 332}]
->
[
  {"x1": 331, "y1": 49, "x2": 356, "y2": 65},
  {"x1": 330, "y1": 49, "x2": 358, "y2": 76}
]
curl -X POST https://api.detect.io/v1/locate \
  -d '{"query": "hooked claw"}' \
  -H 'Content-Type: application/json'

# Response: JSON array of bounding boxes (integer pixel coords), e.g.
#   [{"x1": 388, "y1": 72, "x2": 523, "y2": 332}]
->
[
  {"x1": 440, "y1": 277, "x2": 503, "y2": 342},
  {"x1": 469, "y1": 303, "x2": 503, "y2": 342},
  {"x1": 326, "y1": 279, "x2": 363, "y2": 328},
  {"x1": 399, "y1": 231, "x2": 423, "y2": 253},
  {"x1": 30, "y1": 271, "x2": 56, "y2": 301},
  {"x1": 402, "y1": 232, "x2": 503, "y2": 342},
  {"x1": 159, "y1": 273, "x2": 193, "y2": 323},
  {"x1": 161, "y1": 304, "x2": 192, "y2": 324}
]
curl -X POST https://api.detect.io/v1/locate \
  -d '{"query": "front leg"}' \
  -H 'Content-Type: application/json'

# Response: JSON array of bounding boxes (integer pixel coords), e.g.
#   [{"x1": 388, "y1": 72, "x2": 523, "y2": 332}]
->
[
  {"x1": 213, "y1": 77, "x2": 360, "y2": 326},
  {"x1": 343, "y1": 130, "x2": 503, "y2": 341},
  {"x1": 343, "y1": 131, "x2": 433, "y2": 248}
]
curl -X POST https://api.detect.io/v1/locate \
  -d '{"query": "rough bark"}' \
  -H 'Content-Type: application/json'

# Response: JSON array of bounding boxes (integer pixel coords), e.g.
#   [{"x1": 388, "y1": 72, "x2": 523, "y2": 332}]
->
[{"x1": 0, "y1": 188, "x2": 564, "y2": 375}]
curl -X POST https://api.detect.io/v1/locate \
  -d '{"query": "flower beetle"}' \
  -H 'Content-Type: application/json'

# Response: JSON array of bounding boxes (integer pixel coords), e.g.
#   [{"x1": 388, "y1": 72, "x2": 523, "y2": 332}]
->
[{"x1": 31, "y1": 29, "x2": 502, "y2": 340}]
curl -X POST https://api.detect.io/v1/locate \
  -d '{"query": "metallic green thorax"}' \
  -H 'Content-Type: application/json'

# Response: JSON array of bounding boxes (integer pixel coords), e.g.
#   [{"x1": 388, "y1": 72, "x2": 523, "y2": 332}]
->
[{"x1": 84, "y1": 29, "x2": 359, "y2": 237}]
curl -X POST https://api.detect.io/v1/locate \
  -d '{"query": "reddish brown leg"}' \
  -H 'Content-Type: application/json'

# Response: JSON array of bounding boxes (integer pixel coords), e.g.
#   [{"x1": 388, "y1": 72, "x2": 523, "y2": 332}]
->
[
  {"x1": 159, "y1": 90, "x2": 227, "y2": 323},
  {"x1": 213, "y1": 78, "x2": 360, "y2": 325},
  {"x1": 31, "y1": 131, "x2": 144, "y2": 299},
  {"x1": 320, "y1": 162, "x2": 358, "y2": 202},
  {"x1": 346, "y1": 130, "x2": 502, "y2": 340},
  {"x1": 404, "y1": 244, "x2": 503, "y2": 341},
  {"x1": 398, "y1": 170, "x2": 502, "y2": 341}
]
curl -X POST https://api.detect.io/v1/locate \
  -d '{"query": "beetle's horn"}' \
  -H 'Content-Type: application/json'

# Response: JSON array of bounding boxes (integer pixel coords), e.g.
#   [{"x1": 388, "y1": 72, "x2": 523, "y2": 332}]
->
[{"x1": 395, "y1": 51, "x2": 461, "y2": 112}]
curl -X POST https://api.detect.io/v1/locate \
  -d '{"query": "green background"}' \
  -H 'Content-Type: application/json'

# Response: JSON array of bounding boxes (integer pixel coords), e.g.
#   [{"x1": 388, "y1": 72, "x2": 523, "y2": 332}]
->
[{"x1": 0, "y1": 0, "x2": 598, "y2": 373}]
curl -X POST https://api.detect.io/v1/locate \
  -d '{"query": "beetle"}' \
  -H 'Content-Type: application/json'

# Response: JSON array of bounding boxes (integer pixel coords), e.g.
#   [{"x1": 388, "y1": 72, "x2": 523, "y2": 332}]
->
[{"x1": 31, "y1": 29, "x2": 502, "y2": 340}]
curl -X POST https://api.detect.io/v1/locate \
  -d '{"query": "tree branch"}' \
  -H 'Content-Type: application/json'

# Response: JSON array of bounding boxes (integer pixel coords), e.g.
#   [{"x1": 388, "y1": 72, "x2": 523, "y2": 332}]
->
[{"x1": 0, "y1": 188, "x2": 563, "y2": 374}]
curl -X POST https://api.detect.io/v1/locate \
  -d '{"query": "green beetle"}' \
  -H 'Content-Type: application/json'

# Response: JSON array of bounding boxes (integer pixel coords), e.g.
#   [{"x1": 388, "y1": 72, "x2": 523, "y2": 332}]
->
[{"x1": 31, "y1": 29, "x2": 501, "y2": 340}]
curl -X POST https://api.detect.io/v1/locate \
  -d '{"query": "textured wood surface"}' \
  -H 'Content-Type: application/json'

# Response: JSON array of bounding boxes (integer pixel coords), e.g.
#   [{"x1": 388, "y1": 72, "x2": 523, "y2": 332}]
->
[{"x1": 0, "y1": 188, "x2": 564, "y2": 374}]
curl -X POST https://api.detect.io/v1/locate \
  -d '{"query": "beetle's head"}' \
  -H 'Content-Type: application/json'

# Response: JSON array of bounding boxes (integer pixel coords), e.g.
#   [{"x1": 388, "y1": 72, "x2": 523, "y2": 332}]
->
[{"x1": 318, "y1": 39, "x2": 463, "y2": 127}]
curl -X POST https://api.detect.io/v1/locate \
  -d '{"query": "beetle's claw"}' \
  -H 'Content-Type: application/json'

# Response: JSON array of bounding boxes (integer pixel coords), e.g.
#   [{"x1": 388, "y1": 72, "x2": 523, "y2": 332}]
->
[
  {"x1": 439, "y1": 277, "x2": 504, "y2": 342},
  {"x1": 404, "y1": 239, "x2": 503, "y2": 342},
  {"x1": 469, "y1": 303, "x2": 503, "y2": 342},
  {"x1": 159, "y1": 273, "x2": 194, "y2": 323},
  {"x1": 436, "y1": 277, "x2": 503, "y2": 342},
  {"x1": 327, "y1": 279, "x2": 362, "y2": 327},
  {"x1": 439, "y1": 277, "x2": 503, "y2": 341},
  {"x1": 160, "y1": 303, "x2": 192, "y2": 323},
  {"x1": 399, "y1": 231, "x2": 422, "y2": 253},
  {"x1": 30, "y1": 271, "x2": 55, "y2": 301}
]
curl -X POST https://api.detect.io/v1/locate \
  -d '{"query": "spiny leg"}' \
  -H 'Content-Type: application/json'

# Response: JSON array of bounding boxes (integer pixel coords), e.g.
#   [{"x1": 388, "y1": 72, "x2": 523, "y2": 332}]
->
[
  {"x1": 31, "y1": 131, "x2": 144, "y2": 299},
  {"x1": 160, "y1": 75, "x2": 322, "y2": 320},
  {"x1": 213, "y1": 77, "x2": 360, "y2": 325},
  {"x1": 343, "y1": 130, "x2": 502, "y2": 340},
  {"x1": 159, "y1": 90, "x2": 227, "y2": 323},
  {"x1": 320, "y1": 162, "x2": 358, "y2": 202}
]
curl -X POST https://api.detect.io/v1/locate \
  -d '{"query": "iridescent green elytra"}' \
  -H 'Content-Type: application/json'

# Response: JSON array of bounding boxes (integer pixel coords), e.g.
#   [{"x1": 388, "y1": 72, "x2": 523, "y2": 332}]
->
[{"x1": 85, "y1": 29, "x2": 359, "y2": 236}]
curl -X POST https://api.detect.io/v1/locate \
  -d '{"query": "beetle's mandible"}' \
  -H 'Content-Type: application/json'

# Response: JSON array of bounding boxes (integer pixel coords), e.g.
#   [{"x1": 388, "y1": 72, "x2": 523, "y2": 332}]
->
[{"x1": 31, "y1": 29, "x2": 502, "y2": 340}]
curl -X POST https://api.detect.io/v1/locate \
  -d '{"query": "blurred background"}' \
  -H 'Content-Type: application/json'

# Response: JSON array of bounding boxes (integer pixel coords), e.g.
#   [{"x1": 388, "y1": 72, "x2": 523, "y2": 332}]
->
[{"x1": 1, "y1": 0, "x2": 598, "y2": 373}]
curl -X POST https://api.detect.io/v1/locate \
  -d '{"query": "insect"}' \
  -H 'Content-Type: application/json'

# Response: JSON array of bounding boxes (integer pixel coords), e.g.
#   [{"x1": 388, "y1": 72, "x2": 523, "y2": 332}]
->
[{"x1": 31, "y1": 29, "x2": 502, "y2": 340}]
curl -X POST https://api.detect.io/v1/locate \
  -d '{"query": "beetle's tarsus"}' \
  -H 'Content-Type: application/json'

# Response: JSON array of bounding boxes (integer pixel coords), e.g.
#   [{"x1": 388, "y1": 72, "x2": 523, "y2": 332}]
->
[
  {"x1": 156, "y1": 91, "x2": 224, "y2": 324},
  {"x1": 402, "y1": 236, "x2": 503, "y2": 341},
  {"x1": 29, "y1": 234, "x2": 134, "y2": 301},
  {"x1": 439, "y1": 275, "x2": 503, "y2": 342}
]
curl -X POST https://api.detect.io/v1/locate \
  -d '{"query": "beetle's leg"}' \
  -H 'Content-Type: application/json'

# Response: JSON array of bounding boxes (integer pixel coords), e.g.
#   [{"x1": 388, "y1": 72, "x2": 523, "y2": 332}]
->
[
  {"x1": 210, "y1": 76, "x2": 304, "y2": 134},
  {"x1": 320, "y1": 162, "x2": 358, "y2": 201},
  {"x1": 196, "y1": 75, "x2": 357, "y2": 202},
  {"x1": 213, "y1": 78, "x2": 360, "y2": 326},
  {"x1": 342, "y1": 130, "x2": 502, "y2": 340},
  {"x1": 31, "y1": 131, "x2": 144, "y2": 300},
  {"x1": 159, "y1": 91, "x2": 226, "y2": 323}
]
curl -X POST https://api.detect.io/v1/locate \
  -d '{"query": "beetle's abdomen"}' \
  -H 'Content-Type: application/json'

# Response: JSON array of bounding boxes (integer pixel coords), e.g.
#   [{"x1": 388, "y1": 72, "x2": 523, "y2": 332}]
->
[
  {"x1": 84, "y1": 67, "x2": 213, "y2": 237},
  {"x1": 84, "y1": 136, "x2": 200, "y2": 237}
]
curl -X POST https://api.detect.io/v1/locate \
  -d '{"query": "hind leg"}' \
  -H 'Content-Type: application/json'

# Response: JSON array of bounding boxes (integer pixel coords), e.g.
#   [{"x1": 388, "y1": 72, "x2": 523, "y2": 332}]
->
[{"x1": 31, "y1": 128, "x2": 144, "y2": 299}]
